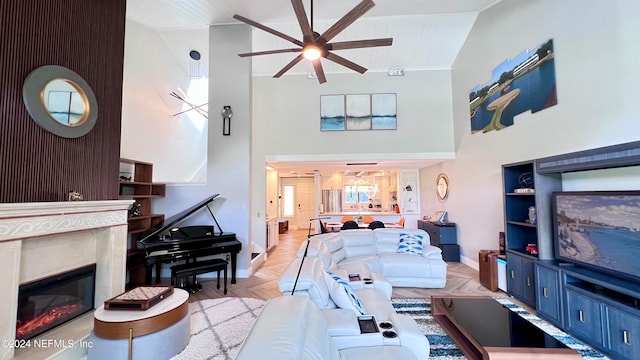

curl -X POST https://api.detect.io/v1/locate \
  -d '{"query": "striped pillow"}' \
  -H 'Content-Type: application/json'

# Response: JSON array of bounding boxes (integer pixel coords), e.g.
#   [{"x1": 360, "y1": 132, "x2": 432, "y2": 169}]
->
[
  {"x1": 324, "y1": 271, "x2": 367, "y2": 315},
  {"x1": 397, "y1": 233, "x2": 424, "y2": 255}
]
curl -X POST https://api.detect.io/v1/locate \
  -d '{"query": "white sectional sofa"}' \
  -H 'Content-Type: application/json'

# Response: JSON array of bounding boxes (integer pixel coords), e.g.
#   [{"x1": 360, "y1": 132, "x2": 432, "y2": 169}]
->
[
  {"x1": 236, "y1": 296, "x2": 429, "y2": 360},
  {"x1": 299, "y1": 228, "x2": 447, "y2": 288},
  {"x1": 279, "y1": 257, "x2": 395, "y2": 316}
]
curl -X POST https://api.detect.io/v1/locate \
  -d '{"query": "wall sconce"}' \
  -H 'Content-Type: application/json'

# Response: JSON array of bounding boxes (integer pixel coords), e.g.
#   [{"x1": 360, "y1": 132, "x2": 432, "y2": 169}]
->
[{"x1": 222, "y1": 105, "x2": 232, "y2": 136}]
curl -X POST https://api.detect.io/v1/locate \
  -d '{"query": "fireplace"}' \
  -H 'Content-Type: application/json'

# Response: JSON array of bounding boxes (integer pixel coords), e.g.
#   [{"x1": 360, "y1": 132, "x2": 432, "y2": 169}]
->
[
  {"x1": 0, "y1": 200, "x2": 131, "y2": 360},
  {"x1": 16, "y1": 264, "x2": 96, "y2": 341}
]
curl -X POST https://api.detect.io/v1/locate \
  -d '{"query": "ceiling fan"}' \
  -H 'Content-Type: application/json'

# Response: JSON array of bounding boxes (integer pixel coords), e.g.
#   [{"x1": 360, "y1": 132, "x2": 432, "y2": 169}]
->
[{"x1": 233, "y1": 0, "x2": 393, "y2": 84}]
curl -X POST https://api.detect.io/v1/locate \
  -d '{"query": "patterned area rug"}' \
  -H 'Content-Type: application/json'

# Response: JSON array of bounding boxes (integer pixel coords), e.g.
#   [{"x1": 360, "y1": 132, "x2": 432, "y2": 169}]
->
[
  {"x1": 391, "y1": 297, "x2": 609, "y2": 360},
  {"x1": 172, "y1": 297, "x2": 265, "y2": 360},
  {"x1": 172, "y1": 296, "x2": 609, "y2": 360}
]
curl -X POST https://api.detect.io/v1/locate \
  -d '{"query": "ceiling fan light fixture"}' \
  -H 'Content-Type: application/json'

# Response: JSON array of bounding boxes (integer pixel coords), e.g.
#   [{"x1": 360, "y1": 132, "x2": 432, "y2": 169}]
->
[{"x1": 302, "y1": 45, "x2": 322, "y2": 60}]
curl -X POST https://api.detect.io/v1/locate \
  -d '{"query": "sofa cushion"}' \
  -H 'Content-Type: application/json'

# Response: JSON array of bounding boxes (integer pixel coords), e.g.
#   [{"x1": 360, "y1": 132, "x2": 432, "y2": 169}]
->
[
  {"x1": 236, "y1": 297, "x2": 340, "y2": 360},
  {"x1": 379, "y1": 252, "x2": 446, "y2": 279},
  {"x1": 279, "y1": 258, "x2": 332, "y2": 308},
  {"x1": 338, "y1": 254, "x2": 380, "y2": 273},
  {"x1": 397, "y1": 233, "x2": 424, "y2": 255},
  {"x1": 340, "y1": 229, "x2": 377, "y2": 258},
  {"x1": 324, "y1": 271, "x2": 367, "y2": 315}
]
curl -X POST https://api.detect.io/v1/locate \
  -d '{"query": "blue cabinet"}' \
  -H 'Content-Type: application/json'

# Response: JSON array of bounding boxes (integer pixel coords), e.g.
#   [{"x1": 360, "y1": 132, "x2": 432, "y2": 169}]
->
[
  {"x1": 506, "y1": 251, "x2": 536, "y2": 307},
  {"x1": 535, "y1": 262, "x2": 562, "y2": 327},
  {"x1": 606, "y1": 304, "x2": 640, "y2": 360},
  {"x1": 565, "y1": 286, "x2": 604, "y2": 348},
  {"x1": 417, "y1": 220, "x2": 459, "y2": 262},
  {"x1": 560, "y1": 267, "x2": 640, "y2": 360}
]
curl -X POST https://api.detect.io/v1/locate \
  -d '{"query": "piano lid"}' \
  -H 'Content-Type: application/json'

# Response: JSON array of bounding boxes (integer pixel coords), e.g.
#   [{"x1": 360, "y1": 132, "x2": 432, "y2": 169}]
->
[{"x1": 138, "y1": 194, "x2": 222, "y2": 244}]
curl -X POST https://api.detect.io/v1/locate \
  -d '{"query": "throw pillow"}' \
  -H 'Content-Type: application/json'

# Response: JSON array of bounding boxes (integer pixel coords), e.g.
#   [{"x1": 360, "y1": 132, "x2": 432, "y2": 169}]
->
[
  {"x1": 323, "y1": 271, "x2": 367, "y2": 315},
  {"x1": 397, "y1": 233, "x2": 424, "y2": 255}
]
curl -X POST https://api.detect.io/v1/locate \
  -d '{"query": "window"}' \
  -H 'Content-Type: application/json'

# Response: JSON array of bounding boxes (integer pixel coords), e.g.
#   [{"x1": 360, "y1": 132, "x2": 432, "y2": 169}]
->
[
  {"x1": 344, "y1": 185, "x2": 376, "y2": 205},
  {"x1": 283, "y1": 185, "x2": 294, "y2": 216}
]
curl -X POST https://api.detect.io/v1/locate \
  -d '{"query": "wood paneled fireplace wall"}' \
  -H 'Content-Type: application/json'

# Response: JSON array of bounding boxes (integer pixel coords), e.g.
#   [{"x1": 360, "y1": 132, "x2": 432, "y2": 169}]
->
[{"x1": 0, "y1": 0, "x2": 126, "y2": 203}]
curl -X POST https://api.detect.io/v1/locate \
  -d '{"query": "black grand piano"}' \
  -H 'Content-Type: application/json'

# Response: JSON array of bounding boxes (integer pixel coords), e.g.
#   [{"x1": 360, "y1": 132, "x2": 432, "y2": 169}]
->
[{"x1": 138, "y1": 194, "x2": 241, "y2": 285}]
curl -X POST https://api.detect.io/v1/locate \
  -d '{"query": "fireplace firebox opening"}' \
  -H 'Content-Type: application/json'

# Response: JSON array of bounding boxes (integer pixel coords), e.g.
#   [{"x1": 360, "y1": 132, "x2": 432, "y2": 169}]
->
[{"x1": 16, "y1": 264, "x2": 96, "y2": 341}]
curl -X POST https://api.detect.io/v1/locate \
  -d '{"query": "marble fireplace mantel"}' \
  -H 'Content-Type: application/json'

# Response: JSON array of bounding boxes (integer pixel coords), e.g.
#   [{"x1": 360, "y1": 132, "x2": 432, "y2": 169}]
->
[{"x1": 0, "y1": 200, "x2": 132, "y2": 360}]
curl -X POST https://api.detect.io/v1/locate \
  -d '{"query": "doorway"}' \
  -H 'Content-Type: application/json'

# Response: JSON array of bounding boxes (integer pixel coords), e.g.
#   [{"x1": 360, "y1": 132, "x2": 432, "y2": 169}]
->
[{"x1": 280, "y1": 177, "x2": 314, "y2": 230}]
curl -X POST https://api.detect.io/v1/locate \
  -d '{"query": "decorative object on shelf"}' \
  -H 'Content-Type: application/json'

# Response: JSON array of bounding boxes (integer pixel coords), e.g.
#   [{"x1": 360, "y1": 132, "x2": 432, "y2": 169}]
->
[
  {"x1": 432, "y1": 211, "x2": 448, "y2": 224},
  {"x1": 527, "y1": 206, "x2": 537, "y2": 224},
  {"x1": 436, "y1": 173, "x2": 449, "y2": 202},
  {"x1": 23, "y1": 65, "x2": 99, "y2": 138},
  {"x1": 67, "y1": 191, "x2": 84, "y2": 201},
  {"x1": 119, "y1": 172, "x2": 132, "y2": 182},
  {"x1": 128, "y1": 202, "x2": 142, "y2": 217},
  {"x1": 525, "y1": 243, "x2": 538, "y2": 255},
  {"x1": 222, "y1": 105, "x2": 233, "y2": 136},
  {"x1": 518, "y1": 171, "x2": 534, "y2": 189}
]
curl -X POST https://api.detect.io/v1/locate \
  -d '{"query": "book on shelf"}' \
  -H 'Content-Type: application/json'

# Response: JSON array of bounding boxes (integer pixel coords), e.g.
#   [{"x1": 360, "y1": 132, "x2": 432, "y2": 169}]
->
[{"x1": 514, "y1": 188, "x2": 535, "y2": 194}]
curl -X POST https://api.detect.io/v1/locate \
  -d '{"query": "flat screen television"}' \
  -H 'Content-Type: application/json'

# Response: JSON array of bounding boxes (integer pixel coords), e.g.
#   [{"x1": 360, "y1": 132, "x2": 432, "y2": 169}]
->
[{"x1": 552, "y1": 191, "x2": 640, "y2": 282}]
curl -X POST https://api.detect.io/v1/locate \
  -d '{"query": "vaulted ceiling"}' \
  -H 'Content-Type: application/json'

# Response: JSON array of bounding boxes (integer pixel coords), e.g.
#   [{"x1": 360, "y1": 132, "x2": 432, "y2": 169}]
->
[
  {"x1": 125, "y1": 0, "x2": 502, "y2": 175},
  {"x1": 126, "y1": 0, "x2": 502, "y2": 76}
]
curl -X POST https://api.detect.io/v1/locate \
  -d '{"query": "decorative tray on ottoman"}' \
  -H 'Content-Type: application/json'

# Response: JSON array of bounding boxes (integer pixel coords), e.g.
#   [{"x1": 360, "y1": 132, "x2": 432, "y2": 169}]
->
[{"x1": 104, "y1": 285, "x2": 174, "y2": 310}]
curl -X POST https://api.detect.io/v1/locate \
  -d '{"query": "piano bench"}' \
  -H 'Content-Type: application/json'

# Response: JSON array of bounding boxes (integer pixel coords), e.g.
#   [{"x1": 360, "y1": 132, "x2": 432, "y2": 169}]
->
[{"x1": 170, "y1": 259, "x2": 228, "y2": 294}]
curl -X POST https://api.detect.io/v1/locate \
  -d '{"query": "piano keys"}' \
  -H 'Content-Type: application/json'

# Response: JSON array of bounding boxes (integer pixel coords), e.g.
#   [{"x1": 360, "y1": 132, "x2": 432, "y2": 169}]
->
[{"x1": 137, "y1": 194, "x2": 242, "y2": 285}]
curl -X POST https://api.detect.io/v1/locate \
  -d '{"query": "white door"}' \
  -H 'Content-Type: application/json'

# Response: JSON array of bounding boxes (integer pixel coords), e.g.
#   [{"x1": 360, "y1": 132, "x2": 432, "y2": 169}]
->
[
  {"x1": 296, "y1": 180, "x2": 315, "y2": 231},
  {"x1": 280, "y1": 177, "x2": 315, "y2": 230}
]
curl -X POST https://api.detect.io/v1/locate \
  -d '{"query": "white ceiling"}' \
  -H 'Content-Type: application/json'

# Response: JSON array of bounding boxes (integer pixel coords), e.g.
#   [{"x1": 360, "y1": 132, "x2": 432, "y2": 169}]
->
[
  {"x1": 126, "y1": 0, "x2": 501, "y2": 75},
  {"x1": 125, "y1": 0, "x2": 501, "y2": 175}
]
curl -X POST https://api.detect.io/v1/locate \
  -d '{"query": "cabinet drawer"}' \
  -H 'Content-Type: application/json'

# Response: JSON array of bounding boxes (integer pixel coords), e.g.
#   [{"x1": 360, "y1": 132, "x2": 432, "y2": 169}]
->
[
  {"x1": 565, "y1": 287, "x2": 604, "y2": 347},
  {"x1": 606, "y1": 305, "x2": 640, "y2": 360}
]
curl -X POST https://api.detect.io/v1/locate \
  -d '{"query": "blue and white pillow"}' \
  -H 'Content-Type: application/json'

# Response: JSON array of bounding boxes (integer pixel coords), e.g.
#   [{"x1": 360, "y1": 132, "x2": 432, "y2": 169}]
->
[
  {"x1": 323, "y1": 271, "x2": 367, "y2": 315},
  {"x1": 397, "y1": 233, "x2": 424, "y2": 255}
]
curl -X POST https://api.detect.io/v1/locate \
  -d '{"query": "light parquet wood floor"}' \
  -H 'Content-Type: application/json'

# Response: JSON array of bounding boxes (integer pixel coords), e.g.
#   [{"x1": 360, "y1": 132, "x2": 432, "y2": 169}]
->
[{"x1": 188, "y1": 229, "x2": 509, "y2": 302}]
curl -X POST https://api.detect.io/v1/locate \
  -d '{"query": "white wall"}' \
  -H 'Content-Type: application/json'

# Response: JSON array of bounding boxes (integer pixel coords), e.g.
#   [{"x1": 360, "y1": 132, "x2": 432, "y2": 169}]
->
[
  {"x1": 436, "y1": 0, "x2": 640, "y2": 269},
  {"x1": 252, "y1": 70, "x2": 456, "y2": 162},
  {"x1": 149, "y1": 24, "x2": 254, "y2": 278},
  {"x1": 121, "y1": 20, "x2": 208, "y2": 183}
]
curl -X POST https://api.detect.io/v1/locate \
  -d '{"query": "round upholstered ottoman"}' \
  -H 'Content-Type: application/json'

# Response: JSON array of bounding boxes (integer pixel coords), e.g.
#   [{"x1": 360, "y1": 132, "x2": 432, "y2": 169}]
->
[{"x1": 88, "y1": 288, "x2": 190, "y2": 359}]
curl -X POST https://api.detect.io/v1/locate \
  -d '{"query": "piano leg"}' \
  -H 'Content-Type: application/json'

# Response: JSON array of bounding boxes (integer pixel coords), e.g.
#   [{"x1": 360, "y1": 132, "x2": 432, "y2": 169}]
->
[
  {"x1": 145, "y1": 265, "x2": 153, "y2": 285},
  {"x1": 155, "y1": 263, "x2": 162, "y2": 284},
  {"x1": 230, "y1": 252, "x2": 238, "y2": 284}
]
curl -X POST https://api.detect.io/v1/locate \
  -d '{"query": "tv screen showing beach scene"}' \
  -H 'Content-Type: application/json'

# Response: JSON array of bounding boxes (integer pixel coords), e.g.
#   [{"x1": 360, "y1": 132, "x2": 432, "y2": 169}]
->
[{"x1": 553, "y1": 191, "x2": 640, "y2": 281}]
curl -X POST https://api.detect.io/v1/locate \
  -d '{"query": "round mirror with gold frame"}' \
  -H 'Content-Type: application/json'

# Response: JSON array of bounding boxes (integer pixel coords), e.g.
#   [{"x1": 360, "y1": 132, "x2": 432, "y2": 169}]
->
[
  {"x1": 436, "y1": 173, "x2": 449, "y2": 202},
  {"x1": 23, "y1": 65, "x2": 98, "y2": 138}
]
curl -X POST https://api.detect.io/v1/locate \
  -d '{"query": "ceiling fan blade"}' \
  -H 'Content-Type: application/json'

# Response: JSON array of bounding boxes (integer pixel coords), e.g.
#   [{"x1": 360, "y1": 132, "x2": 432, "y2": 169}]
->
[
  {"x1": 233, "y1": 14, "x2": 304, "y2": 47},
  {"x1": 318, "y1": 0, "x2": 375, "y2": 45},
  {"x1": 325, "y1": 52, "x2": 367, "y2": 74},
  {"x1": 291, "y1": 0, "x2": 314, "y2": 43},
  {"x1": 274, "y1": 54, "x2": 304, "y2": 78},
  {"x1": 328, "y1": 38, "x2": 393, "y2": 51},
  {"x1": 312, "y1": 60, "x2": 327, "y2": 84},
  {"x1": 238, "y1": 48, "x2": 301, "y2": 57}
]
